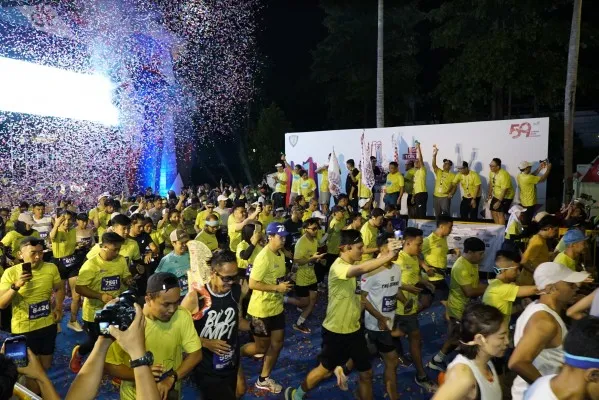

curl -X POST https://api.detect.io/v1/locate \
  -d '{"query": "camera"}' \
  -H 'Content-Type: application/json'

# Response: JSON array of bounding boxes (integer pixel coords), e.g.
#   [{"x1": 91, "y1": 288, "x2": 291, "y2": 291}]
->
[{"x1": 95, "y1": 290, "x2": 137, "y2": 336}]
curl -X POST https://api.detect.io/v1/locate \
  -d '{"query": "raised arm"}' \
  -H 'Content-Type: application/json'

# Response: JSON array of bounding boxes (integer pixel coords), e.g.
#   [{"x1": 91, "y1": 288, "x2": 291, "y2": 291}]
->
[
  {"x1": 567, "y1": 289, "x2": 597, "y2": 320},
  {"x1": 432, "y1": 145, "x2": 439, "y2": 172}
]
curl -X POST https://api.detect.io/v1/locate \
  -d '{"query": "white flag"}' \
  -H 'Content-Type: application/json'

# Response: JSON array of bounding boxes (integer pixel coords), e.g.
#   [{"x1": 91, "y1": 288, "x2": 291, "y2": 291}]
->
[
  {"x1": 328, "y1": 149, "x2": 342, "y2": 197},
  {"x1": 361, "y1": 132, "x2": 376, "y2": 190}
]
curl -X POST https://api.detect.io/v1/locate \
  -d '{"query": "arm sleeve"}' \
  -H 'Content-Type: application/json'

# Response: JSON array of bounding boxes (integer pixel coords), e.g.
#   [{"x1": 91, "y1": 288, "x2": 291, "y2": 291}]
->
[{"x1": 239, "y1": 244, "x2": 256, "y2": 260}]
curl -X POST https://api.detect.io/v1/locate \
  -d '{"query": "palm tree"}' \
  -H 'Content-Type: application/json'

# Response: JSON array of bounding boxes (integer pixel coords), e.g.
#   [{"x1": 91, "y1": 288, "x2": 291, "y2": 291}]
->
[
  {"x1": 376, "y1": 0, "x2": 384, "y2": 128},
  {"x1": 564, "y1": 0, "x2": 582, "y2": 202}
]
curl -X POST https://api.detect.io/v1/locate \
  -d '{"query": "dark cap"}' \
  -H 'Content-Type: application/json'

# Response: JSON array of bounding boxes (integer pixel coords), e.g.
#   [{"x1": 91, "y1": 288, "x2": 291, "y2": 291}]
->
[
  {"x1": 146, "y1": 272, "x2": 180, "y2": 294},
  {"x1": 457, "y1": 161, "x2": 469, "y2": 169},
  {"x1": 19, "y1": 236, "x2": 45, "y2": 249},
  {"x1": 443, "y1": 159, "x2": 454, "y2": 166}
]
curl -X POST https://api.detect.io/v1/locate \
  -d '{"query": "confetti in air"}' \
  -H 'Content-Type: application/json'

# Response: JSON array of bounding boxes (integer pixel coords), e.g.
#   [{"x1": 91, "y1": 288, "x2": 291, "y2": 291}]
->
[{"x1": 0, "y1": 0, "x2": 262, "y2": 208}]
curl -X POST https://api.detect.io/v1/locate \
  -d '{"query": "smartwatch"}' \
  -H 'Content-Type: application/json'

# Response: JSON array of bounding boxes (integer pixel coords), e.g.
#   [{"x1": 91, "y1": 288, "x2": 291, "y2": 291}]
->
[{"x1": 129, "y1": 351, "x2": 154, "y2": 368}]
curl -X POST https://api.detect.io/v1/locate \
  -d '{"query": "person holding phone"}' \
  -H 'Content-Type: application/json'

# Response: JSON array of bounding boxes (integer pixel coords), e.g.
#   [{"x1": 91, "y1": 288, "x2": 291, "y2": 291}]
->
[{"x1": 0, "y1": 236, "x2": 64, "y2": 395}]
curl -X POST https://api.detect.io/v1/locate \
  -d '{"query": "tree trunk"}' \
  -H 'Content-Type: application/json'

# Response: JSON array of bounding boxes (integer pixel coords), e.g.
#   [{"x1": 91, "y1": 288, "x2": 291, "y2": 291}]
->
[
  {"x1": 564, "y1": 0, "x2": 582, "y2": 203},
  {"x1": 376, "y1": 0, "x2": 384, "y2": 128}
]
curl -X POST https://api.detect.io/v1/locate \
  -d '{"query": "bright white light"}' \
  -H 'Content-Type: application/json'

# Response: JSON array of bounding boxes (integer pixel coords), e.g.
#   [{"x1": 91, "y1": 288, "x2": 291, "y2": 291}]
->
[{"x1": 0, "y1": 56, "x2": 119, "y2": 126}]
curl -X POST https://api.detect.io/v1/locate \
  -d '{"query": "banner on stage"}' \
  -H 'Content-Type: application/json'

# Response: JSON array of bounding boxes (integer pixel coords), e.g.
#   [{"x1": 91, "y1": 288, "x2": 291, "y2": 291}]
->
[{"x1": 408, "y1": 220, "x2": 506, "y2": 272}]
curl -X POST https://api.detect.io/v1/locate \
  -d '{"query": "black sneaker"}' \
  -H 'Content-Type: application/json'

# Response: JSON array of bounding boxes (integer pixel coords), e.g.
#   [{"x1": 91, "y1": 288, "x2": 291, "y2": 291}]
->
[
  {"x1": 426, "y1": 358, "x2": 447, "y2": 372},
  {"x1": 293, "y1": 323, "x2": 311, "y2": 334},
  {"x1": 414, "y1": 375, "x2": 438, "y2": 393}
]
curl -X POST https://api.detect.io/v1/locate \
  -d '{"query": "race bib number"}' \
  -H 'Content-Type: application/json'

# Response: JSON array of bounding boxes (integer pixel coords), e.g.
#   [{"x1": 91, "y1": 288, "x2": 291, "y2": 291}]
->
[
  {"x1": 101, "y1": 276, "x2": 121, "y2": 292},
  {"x1": 178, "y1": 275, "x2": 189, "y2": 293},
  {"x1": 39, "y1": 231, "x2": 48, "y2": 239},
  {"x1": 29, "y1": 300, "x2": 50, "y2": 320},
  {"x1": 382, "y1": 295, "x2": 397, "y2": 313},
  {"x1": 62, "y1": 255, "x2": 77, "y2": 269},
  {"x1": 79, "y1": 237, "x2": 92, "y2": 247},
  {"x1": 212, "y1": 349, "x2": 236, "y2": 370}
]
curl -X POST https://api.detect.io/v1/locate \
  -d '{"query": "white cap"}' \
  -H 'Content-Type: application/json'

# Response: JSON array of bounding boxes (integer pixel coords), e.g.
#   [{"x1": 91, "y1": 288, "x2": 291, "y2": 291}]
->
[
  {"x1": 217, "y1": 195, "x2": 228, "y2": 202},
  {"x1": 518, "y1": 161, "x2": 532, "y2": 170},
  {"x1": 97, "y1": 191, "x2": 111, "y2": 201},
  {"x1": 312, "y1": 211, "x2": 326, "y2": 220},
  {"x1": 533, "y1": 211, "x2": 553, "y2": 223},
  {"x1": 18, "y1": 212, "x2": 35, "y2": 226},
  {"x1": 275, "y1": 163, "x2": 283, "y2": 168},
  {"x1": 358, "y1": 198, "x2": 370, "y2": 208},
  {"x1": 534, "y1": 262, "x2": 589, "y2": 291}
]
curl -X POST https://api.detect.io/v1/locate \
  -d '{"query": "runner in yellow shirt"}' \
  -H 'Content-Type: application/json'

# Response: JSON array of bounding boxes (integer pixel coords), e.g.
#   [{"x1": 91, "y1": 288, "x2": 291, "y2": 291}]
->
[
  {"x1": 302, "y1": 198, "x2": 319, "y2": 222},
  {"x1": 404, "y1": 161, "x2": 416, "y2": 217},
  {"x1": 0, "y1": 237, "x2": 63, "y2": 392},
  {"x1": 273, "y1": 162, "x2": 288, "y2": 209},
  {"x1": 290, "y1": 218, "x2": 326, "y2": 334},
  {"x1": 411, "y1": 143, "x2": 428, "y2": 218},
  {"x1": 360, "y1": 208, "x2": 384, "y2": 261},
  {"x1": 1, "y1": 213, "x2": 41, "y2": 262},
  {"x1": 392, "y1": 228, "x2": 438, "y2": 392},
  {"x1": 517, "y1": 160, "x2": 552, "y2": 224},
  {"x1": 449, "y1": 161, "x2": 482, "y2": 220},
  {"x1": 241, "y1": 222, "x2": 293, "y2": 394},
  {"x1": 282, "y1": 155, "x2": 303, "y2": 206},
  {"x1": 228, "y1": 204, "x2": 260, "y2": 251},
  {"x1": 258, "y1": 201, "x2": 275, "y2": 228},
  {"x1": 431, "y1": 145, "x2": 455, "y2": 217},
  {"x1": 69, "y1": 232, "x2": 133, "y2": 373},
  {"x1": 316, "y1": 154, "x2": 332, "y2": 214},
  {"x1": 93, "y1": 199, "x2": 115, "y2": 239},
  {"x1": 181, "y1": 197, "x2": 201, "y2": 236},
  {"x1": 236, "y1": 221, "x2": 264, "y2": 281},
  {"x1": 195, "y1": 214, "x2": 220, "y2": 252},
  {"x1": 299, "y1": 170, "x2": 317, "y2": 202},
  {"x1": 428, "y1": 237, "x2": 486, "y2": 372},
  {"x1": 482, "y1": 250, "x2": 537, "y2": 324},
  {"x1": 488, "y1": 158, "x2": 515, "y2": 225},
  {"x1": 384, "y1": 162, "x2": 404, "y2": 209},
  {"x1": 284, "y1": 229, "x2": 402, "y2": 400},
  {"x1": 194, "y1": 202, "x2": 219, "y2": 233},
  {"x1": 554, "y1": 229, "x2": 588, "y2": 271}
]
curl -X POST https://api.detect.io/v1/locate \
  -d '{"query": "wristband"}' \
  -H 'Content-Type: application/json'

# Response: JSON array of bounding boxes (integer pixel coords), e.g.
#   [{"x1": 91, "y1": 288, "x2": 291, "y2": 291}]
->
[{"x1": 10, "y1": 283, "x2": 19, "y2": 292}]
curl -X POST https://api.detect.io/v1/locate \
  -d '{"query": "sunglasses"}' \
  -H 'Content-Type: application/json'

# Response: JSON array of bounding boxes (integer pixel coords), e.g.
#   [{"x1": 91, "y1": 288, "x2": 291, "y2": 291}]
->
[{"x1": 216, "y1": 272, "x2": 238, "y2": 283}]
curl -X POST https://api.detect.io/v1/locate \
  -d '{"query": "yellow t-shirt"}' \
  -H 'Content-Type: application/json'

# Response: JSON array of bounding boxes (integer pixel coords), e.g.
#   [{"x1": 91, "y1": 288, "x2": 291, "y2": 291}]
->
[
  {"x1": 294, "y1": 235, "x2": 317, "y2": 287},
  {"x1": 181, "y1": 206, "x2": 199, "y2": 235},
  {"x1": 96, "y1": 210, "x2": 112, "y2": 238},
  {"x1": 360, "y1": 222, "x2": 378, "y2": 261},
  {"x1": 385, "y1": 172, "x2": 404, "y2": 194},
  {"x1": 51, "y1": 229, "x2": 77, "y2": 259},
  {"x1": 291, "y1": 171, "x2": 301, "y2": 194},
  {"x1": 453, "y1": 171, "x2": 481, "y2": 199},
  {"x1": 259, "y1": 212, "x2": 274, "y2": 228},
  {"x1": 395, "y1": 251, "x2": 421, "y2": 316},
  {"x1": 404, "y1": 169, "x2": 415, "y2": 195},
  {"x1": 554, "y1": 252, "x2": 577, "y2": 271},
  {"x1": 422, "y1": 232, "x2": 448, "y2": 281},
  {"x1": 320, "y1": 169, "x2": 329, "y2": 193},
  {"x1": 150, "y1": 230, "x2": 163, "y2": 246},
  {"x1": 326, "y1": 218, "x2": 344, "y2": 255},
  {"x1": 195, "y1": 231, "x2": 219, "y2": 252},
  {"x1": 482, "y1": 279, "x2": 519, "y2": 323},
  {"x1": 504, "y1": 221, "x2": 523, "y2": 239},
  {"x1": 490, "y1": 169, "x2": 515, "y2": 200},
  {"x1": 77, "y1": 255, "x2": 131, "y2": 322},
  {"x1": 86, "y1": 239, "x2": 141, "y2": 264},
  {"x1": 434, "y1": 169, "x2": 455, "y2": 197},
  {"x1": 300, "y1": 178, "x2": 317, "y2": 201},
  {"x1": 517, "y1": 173, "x2": 541, "y2": 207},
  {"x1": 236, "y1": 240, "x2": 263, "y2": 270},
  {"x1": 247, "y1": 246, "x2": 286, "y2": 318},
  {"x1": 0, "y1": 262, "x2": 60, "y2": 333},
  {"x1": 1, "y1": 231, "x2": 41, "y2": 259},
  {"x1": 322, "y1": 258, "x2": 361, "y2": 334},
  {"x1": 105, "y1": 307, "x2": 201, "y2": 400},
  {"x1": 195, "y1": 210, "x2": 219, "y2": 231},
  {"x1": 356, "y1": 171, "x2": 372, "y2": 198},
  {"x1": 88, "y1": 206, "x2": 103, "y2": 225},
  {"x1": 227, "y1": 218, "x2": 242, "y2": 252},
  {"x1": 275, "y1": 171, "x2": 288, "y2": 193},
  {"x1": 518, "y1": 234, "x2": 549, "y2": 286},
  {"x1": 413, "y1": 168, "x2": 427, "y2": 194},
  {"x1": 447, "y1": 256, "x2": 479, "y2": 319}
]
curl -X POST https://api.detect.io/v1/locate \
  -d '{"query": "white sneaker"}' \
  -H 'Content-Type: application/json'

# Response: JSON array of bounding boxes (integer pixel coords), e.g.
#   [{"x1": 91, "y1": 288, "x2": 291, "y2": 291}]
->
[
  {"x1": 67, "y1": 321, "x2": 84, "y2": 332},
  {"x1": 255, "y1": 377, "x2": 282, "y2": 393}
]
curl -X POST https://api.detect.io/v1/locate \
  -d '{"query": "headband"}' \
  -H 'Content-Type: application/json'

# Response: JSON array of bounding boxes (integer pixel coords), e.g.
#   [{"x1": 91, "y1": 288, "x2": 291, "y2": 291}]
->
[
  {"x1": 564, "y1": 352, "x2": 599, "y2": 369},
  {"x1": 205, "y1": 220, "x2": 219, "y2": 227}
]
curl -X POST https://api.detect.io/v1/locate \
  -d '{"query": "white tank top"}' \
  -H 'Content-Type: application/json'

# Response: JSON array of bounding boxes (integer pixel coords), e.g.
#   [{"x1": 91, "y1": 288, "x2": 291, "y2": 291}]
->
[
  {"x1": 32, "y1": 215, "x2": 53, "y2": 240},
  {"x1": 511, "y1": 302, "x2": 567, "y2": 400},
  {"x1": 523, "y1": 374, "x2": 558, "y2": 399},
  {"x1": 447, "y1": 354, "x2": 502, "y2": 400}
]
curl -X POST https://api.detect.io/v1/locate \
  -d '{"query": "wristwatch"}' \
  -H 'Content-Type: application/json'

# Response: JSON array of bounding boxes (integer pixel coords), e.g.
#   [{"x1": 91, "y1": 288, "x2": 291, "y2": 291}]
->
[
  {"x1": 164, "y1": 369, "x2": 178, "y2": 384},
  {"x1": 129, "y1": 351, "x2": 154, "y2": 368},
  {"x1": 10, "y1": 283, "x2": 20, "y2": 292}
]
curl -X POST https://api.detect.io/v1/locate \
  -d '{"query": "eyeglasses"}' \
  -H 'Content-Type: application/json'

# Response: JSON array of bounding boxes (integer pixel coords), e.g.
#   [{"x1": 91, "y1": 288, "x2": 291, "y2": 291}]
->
[{"x1": 216, "y1": 272, "x2": 238, "y2": 283}]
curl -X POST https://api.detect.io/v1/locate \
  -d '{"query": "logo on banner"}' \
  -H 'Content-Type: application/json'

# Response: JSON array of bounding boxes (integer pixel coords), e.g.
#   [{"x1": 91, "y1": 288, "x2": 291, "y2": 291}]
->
[
  {"x1": 508, "y1": 121, "x2": 540, "y2": 139},
  {"x1": 288, "y1": 135, "x2": 298, "y2": 147},
  {"x1": 402, "y1": 147, "x2": 418, "y2": 161}
]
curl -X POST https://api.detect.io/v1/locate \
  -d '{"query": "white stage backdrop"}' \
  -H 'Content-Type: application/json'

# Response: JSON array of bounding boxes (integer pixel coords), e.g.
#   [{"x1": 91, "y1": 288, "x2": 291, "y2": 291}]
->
[
  {"x1": 285, "y1": 118, "x2": 549, "y2": 216},
  {"x1": 408, "y1": 220, "x2": 506, "y2": 272}
]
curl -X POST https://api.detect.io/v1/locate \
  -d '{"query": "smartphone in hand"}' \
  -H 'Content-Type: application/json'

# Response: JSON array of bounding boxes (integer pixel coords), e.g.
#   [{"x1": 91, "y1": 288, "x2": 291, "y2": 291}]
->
[
  {"x1": 22, "y1": 262, "x2": 32, "y2": 275},
  {"x1": 4, "y1": 336, "x2": 28, "y2": 367}
]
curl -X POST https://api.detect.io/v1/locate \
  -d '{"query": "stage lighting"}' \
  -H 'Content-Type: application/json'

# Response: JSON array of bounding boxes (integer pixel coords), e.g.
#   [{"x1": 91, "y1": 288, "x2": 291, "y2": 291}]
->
[{"x1": 0, "y1": 56, "x2": 119, "y2": 126}]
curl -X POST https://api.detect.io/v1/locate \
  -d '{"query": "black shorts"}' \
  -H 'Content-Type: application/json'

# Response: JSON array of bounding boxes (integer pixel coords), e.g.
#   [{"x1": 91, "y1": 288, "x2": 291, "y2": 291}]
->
[
  {"x1": 491, "y1": 197, "x2": 513, "y2": 214},
  {"x1": 447, "y1": 317, "x2": 460, "y2": 344},
  {"x1": 195, "y1": 371, "x2": 237, "y2": 400},
  {"x1": 54, "y1": 256, "x2": 81, "y2": 280},
  {"x1": 366, "y1": 329, "x2": 395, "y2": 354},
  {"x1": 394, "y1": 314, "x2": 419, "y2": 334},
  {"x1": 319, "y1": 327, "x2": 371, "y2": 373},
  {"x1": 249, "y1": 312, "x2": 285, "y2": 337},
  {"x1": 295, "y1": 283, "x2": 317, "y2": 297},
  {"x1": 19, "y1": 324, "x2": 57, "y2": 356}
]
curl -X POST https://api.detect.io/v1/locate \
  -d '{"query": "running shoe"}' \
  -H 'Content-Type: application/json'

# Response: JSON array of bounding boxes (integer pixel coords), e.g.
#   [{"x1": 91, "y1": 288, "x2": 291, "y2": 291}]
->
[
  {"x1": 415, "y1": 375, "x2": 438, "y2": 393},
  {"x1": 67, "y1": 320, "x2": 84, "y2": 332},
  {"x1": 293, "y1": 323, "x2": 311, "y2": 334},
  {"x1": 426, "y1": 358, "x2": 447, "y2": 372},
  {"x1": 255, "y1": 376, "x2": 283, "y2": 393}
]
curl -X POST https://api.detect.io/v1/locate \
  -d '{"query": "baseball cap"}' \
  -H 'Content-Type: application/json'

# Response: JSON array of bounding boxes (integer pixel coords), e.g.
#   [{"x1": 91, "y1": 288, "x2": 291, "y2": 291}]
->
[
  {"x1": 275, "y1": 163, "x2": 283, "y2": 168},
  {"x1": 97, "y1": 192, "x2": 111, "y2": 201},
  {"x1": 169, "y1": 229, "x2": 190, "y2": 243},
  {"x1": 563, "y1": 229, "x2": 587, "y2": 245},
  {"x1": 18, "y1": 212, "x2": 35, "y2": 226},
  {"x1": 358, "y1": 198, "x2": 370, "y2": 208},
  {"x1": 518, "y1": 161, "x2": 533, "y2": 170},
  {"x1": 275, "y1": 207, "x2": 285, "y2": 213},
  {"x1": 312, "y1": 211, "x2": 326, "y2": 220},
  {"x1": 533, "y1": 262, "x2": 589, "y2": 291},
  {"x1": 265, "y1": 222, "x2": 289, "y2": 236},
  {"x1": 217, "y1": 195, "x2": 228, "y2": 202},
  {"x1": 533, "y1": 211, "x2": 553, "y2": 223},
  {"x1": 147, "y1": 272, "x2": 180, "y2": 294},
  {"x1": 19, "y1": 236, "x2": 45, "y2": 249},
  {"x1": 457, "y1": 161, "x2": 469, "y2": 170}
]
